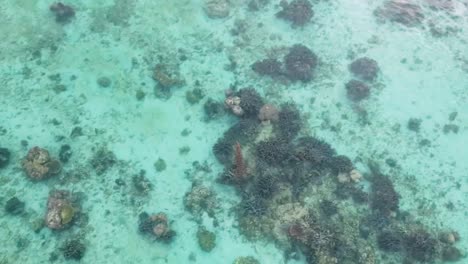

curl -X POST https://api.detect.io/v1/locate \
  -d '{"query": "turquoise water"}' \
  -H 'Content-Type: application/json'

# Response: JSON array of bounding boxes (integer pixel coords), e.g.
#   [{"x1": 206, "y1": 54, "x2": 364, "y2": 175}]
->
[{"x1": 0, "y1": 0, "x2": 467, "y2": 263}]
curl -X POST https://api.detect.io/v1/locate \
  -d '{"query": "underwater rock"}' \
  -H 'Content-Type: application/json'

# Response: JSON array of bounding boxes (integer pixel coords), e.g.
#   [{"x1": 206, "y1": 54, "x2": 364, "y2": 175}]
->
[
  {"x1": 375, "y1": 0, "x2": 424, "y2": 26},
  {"x1": 349, "y1": 57, "x2": 380, "y2": 81},
  {"x1": 203, "y1": 0, "x2": 230, "y2": 18},
  {"x1": 276, "y1": 0, "x2": 313, "y2": 27},
  {"x1": 138, "y1": 212, "x2": 176, "y2": 242},
  {"x1": 0, "y1": 147, "x2": 10, "y2": 168},
  {"x1": 61, "y1": 239, "x2": 86, "y2": 260},
  {"x1": 21, "y1": 147, "x2": 61, "y2": 180},
  {"x1": 284, "y1": 44, "x2": 318, "y2": 82},
  {"x1": 4, "y1": 197, "x2": 25, "y2": 215},
  {"x1": 45, "y1": 190, "x2": 76, "y2": 230},
  {"x1": 197, "y1": 227, "x2": 216, "y2": 252},
  {"x1": 258, "y1": 104, "x2": 279, "y2": 123},
  {"x1": 50, "y1": 2, "x2": 75, "y2": 24},
  {"x1": 345, "y1": 80, "x2": 371, "y2": 102}
]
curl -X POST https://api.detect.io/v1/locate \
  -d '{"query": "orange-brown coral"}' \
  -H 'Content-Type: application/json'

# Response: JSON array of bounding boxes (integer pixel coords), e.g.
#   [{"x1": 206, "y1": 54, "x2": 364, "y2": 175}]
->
[{"x1": 21, "y1": 146, "x2": 61, "y2": 180}]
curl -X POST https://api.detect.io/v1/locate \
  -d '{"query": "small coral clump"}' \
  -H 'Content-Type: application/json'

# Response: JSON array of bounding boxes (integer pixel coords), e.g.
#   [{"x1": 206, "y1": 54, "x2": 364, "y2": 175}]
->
[
  {"x1": 4, "y1": 197, "x2": 25, "y2": 215},
  {"x1": 22, "y1": 146, "x2": 61, "y2": 180},
  {"x1": 233, "y1": 256, "x2": 260, "y2": 264}
]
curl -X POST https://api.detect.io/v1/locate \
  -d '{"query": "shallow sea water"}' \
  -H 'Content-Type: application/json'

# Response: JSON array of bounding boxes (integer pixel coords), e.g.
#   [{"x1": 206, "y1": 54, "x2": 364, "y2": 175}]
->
[{"x1": 0, "y1": 0, "x2": 467, "y2": 263}]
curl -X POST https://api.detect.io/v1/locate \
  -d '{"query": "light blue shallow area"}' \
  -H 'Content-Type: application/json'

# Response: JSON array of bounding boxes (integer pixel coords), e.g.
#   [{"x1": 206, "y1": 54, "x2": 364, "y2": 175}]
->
[{"x1": 0, "y1": 0, "x2": 467, "y2": 263}]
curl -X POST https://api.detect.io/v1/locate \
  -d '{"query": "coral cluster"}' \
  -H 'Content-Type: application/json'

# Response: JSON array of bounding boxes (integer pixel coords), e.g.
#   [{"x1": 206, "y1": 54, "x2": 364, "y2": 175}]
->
[
  {"x1": 349, "y1": 57, "x2": 380, "y2": 82},
  {"x1": 21, "y1": 146, "x2": 61, "y2": 180},
  {"x1": 184, "y1": 182, "x2": 218, "y2": 220}
]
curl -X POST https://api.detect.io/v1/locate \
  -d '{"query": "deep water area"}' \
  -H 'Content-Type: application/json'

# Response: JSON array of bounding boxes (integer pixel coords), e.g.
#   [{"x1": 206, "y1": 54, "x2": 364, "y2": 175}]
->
[{"x1": 0, "y1": 1, "x2": 467, "y2": 263}]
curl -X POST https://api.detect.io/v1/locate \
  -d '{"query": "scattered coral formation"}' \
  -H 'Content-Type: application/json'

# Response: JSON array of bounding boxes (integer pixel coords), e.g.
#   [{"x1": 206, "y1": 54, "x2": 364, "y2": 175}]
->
[
  {"x1": 349, "y1": 57, "x2": 380, "y2": 81},
  {"x1": 375, "y1": 0, "x2": 424, "y2": 26}
]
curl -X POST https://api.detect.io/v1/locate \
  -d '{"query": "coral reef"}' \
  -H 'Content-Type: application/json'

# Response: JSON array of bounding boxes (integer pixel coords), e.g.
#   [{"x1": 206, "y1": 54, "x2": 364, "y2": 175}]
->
[
  {"x1": 255, "y1": 137, "x2": 292, "y2": 166},
  {"x1": 4, "y1": 197, "x2": 25, "y2": 215},
  {"x1": 237, "y1": 88, "x2": 264, "y2": 118},
  {"x1": 58, "y1": 144, "x2": 72, "y2": 163},
  {"x1": 197, "y1": 227, "x2": 216, "y2": 252},
  {"x1": 349, "y1": 57, "x2": 380, "y2": 81},
  {"x1": 203, "y1": 0, "x2": 230, "y2": 18},
  {"x1": 233, "y1": 256, "x2": 260, "y2": 264},
  {"x1": 203, "y1": 98, "x2": 225, "y2": 121},
  {"x1": 61, "y1": 238, "x2": 86, "y2": 260},
  {"x1": 258, "y1": 104, "x2": 279, "y2": 123},
  {"x1": 276, "y1": 0, "x2": 314, "y2": 27},
  {"x1": 0, "y1": 147, "x2": 10, "y2": 168},
  {"x1": 21, "y1": 146, "x2": 61, "y2": 180},
  {"x1": 345, "y1": 80, "x2": 371, "y2": 102},
  {"x1": 45, "y1": 190, "x2": 77, "y2": 230},
  {"x1": 186, "y1": 88, "x2": 205, "y2": 105},
  {"x1": 138, "y1": 212, "x2": 176, "y2": 242},
  {"x1": 184, "y1": 182, "x2": 218, "y2": 220},
  {"x1": 251, "y1": 58, "x2": 282, "y2": 77},
  {"x1": 90, "y1": 147, "x2": 116, "y2": 175},
  {"x1": 225, "y1": 95, "x2": 244, "y2": 116},
  {"x1": 284, "y1": 44, "x2": 318, "y2": 82},
  {"x1": 276, "y1": 103, "x2": 302, "y2": 141},
  {"x1": 50, "y1": 2, "x2": 75, "y2": 24},
  {"x1": 131, "y1": 170, "x2": 153, "y2": 195},
  {"x1": 374, "y1": 0, "x2": 424, "y2": 26},
  {"x1": 403, "y1": 230, "x2": 438, "y2": 262},
  {"x1": 370, "y1": 172, "x2": 400, "y2": 216}
]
